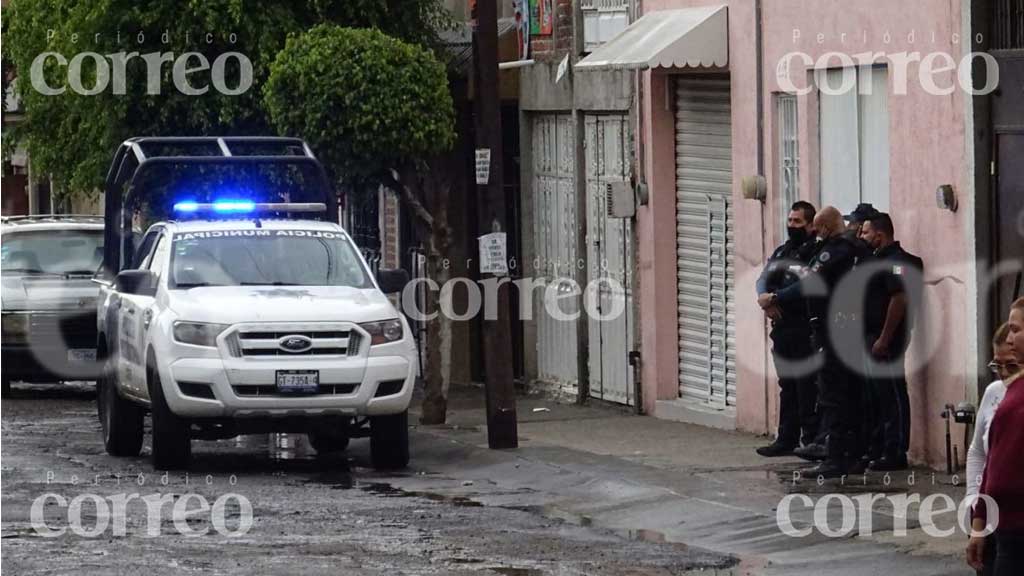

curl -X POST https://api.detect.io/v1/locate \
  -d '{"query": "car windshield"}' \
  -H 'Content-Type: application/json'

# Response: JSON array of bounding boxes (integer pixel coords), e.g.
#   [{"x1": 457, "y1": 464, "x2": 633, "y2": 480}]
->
[
  {"x1": 169, "y1": 229, "x2": 373, "y2": 289},
  {"x1": 1, "y1": 229, "x2": 104, "y2": 276}
]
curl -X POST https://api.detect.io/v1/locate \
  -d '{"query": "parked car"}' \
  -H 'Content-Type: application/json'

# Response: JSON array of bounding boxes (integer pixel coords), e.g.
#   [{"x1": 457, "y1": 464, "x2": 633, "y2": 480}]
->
[{"x1": 1, "y1": 215, "x2": 105, "y2": 396}]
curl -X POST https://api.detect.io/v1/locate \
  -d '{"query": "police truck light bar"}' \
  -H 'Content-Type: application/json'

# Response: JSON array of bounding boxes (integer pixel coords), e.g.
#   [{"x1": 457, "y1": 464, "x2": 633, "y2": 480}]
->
[{"x1": 172, "y1": 201, "x2": 327, "y2": 214}]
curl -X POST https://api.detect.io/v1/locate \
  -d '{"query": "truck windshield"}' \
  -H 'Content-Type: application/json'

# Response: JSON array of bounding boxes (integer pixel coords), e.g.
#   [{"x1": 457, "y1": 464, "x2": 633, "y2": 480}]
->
[
  {"x1": 169, "y1": 231, "x2": 373, "y2": 289},
  {"x1": 1, "y1": 229, "x2": 104, "y2": 276}
]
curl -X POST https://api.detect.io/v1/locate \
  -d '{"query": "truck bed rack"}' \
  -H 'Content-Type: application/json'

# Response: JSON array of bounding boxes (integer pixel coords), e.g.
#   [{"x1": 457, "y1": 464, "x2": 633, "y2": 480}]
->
[{"x1": 101, "y1": 137, "x2": 337, "y2": 278}]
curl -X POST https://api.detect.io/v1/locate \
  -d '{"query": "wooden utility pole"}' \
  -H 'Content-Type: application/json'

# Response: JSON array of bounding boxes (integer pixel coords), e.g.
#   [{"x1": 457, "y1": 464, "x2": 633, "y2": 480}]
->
[{"x1": 472, "y1": 0, "x2": 518, "y2": 449}]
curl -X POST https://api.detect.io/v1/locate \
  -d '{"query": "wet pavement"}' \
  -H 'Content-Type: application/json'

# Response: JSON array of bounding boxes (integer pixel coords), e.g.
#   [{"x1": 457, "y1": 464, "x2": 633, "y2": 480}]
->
[{"x1": 1, "y1": 382, "x2": 735, "y2": 575}]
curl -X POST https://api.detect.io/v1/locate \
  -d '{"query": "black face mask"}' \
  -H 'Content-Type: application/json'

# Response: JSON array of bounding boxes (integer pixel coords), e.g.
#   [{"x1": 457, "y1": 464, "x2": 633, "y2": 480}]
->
[{"x1": 787, "y1": 227, "x2": 809, "y2": 243}]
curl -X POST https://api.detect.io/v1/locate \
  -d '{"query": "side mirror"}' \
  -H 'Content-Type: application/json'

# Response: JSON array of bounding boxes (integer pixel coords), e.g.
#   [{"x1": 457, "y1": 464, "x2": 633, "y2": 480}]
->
[
  {"x1": 376, "y1": 268, "x2": 410, "y2": 294},
  {"x1": 115, "y1": 270, "x2": 158, "y2": 297}
]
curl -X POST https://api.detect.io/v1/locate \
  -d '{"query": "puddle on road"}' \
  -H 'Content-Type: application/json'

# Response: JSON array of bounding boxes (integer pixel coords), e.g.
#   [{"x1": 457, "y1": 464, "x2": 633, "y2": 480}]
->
[
  {"x1": 237, "y1": 433, "x2": 317, "y2": 462},
  {"x1": 487, "y1": 568, "x2": 542, "y2": 576},
  {"x1": 500, "y1": 504, "x2": 593, "y2": 527},
  {"x1": 307, "y1": 470, "x2": 355, "y2": 490},
  {"x1": 1, "y1": 528, "x2": 41, "y2": 540},
  {"x1": 359, "y1": 483, "x2": 484, "y2": 507}
]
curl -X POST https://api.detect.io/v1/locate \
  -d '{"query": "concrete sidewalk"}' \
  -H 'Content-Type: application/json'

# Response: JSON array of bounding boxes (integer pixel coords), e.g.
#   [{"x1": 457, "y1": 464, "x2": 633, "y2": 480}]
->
[{"x1": 401, "y1": 385, "x2": 974, "y2": 576}]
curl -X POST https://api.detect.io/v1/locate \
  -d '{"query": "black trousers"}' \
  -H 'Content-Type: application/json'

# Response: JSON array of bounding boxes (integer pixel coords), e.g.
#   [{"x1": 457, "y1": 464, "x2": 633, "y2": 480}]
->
[
  {"x1": 815, "y1": 334, "x2": 863, "y2": 464},
  {"x1": 993, "y1": 530, "x2": 1024, "y2": 576},
  {"x1": 864, "y1": 335, "x2": 911, "y2": 459},
  {"x1": 771, "y1": 327, "x2": 818, "y2": 447}
]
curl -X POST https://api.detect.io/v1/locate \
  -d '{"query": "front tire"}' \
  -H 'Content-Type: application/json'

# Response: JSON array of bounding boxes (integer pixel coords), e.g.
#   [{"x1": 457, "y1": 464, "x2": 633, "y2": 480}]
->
[
  {"x1": 370, "y1": 411, "x2": 409, "y2": 470},
  {"x1": 97, "y1": 346, "x2": 143, "y2": 457},
  {"x1": 148, "y1": 361, "x2": 191, "y2": 470}
]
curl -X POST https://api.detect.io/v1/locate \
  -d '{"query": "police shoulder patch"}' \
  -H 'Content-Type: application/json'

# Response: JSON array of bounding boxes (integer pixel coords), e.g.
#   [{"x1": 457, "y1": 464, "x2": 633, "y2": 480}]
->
[{"x1": 818, "y1": 251, "x2": 831, "y2": 263}]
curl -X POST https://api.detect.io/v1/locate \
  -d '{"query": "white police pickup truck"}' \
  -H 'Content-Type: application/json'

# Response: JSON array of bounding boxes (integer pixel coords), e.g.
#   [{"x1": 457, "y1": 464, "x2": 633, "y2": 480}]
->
[{"x1": 96, "y1": 201, "x2": 417, "y2": 470}]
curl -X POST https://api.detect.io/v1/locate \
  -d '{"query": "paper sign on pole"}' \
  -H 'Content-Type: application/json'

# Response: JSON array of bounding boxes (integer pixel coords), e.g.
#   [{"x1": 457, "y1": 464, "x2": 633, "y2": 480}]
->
[
  {"x1": 478, "y1": 232, "x2": 508, "y2": 276},
  {"x1": 475, "y1": 148, "x2": 491, "y2": 185},
  {"x1": 556, "y1": 54, "x2": 569, "y2": 84}
]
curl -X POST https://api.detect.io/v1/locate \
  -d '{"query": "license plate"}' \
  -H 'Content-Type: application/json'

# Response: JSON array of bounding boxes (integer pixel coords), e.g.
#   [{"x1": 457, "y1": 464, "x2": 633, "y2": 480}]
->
[
  {"x1": 68, "y1": 348, "x2": 97, "y2": 363},
  {"x1": 275, "y1": 370, "x2": 319, "y2": 394}
]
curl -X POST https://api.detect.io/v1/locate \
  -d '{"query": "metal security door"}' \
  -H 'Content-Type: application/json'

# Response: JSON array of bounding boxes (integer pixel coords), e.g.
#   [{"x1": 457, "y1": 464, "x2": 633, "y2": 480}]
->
[
  {"x1": 675, "y1": 75, "x2": 736, "y2": 408},
  {"x1": 533, "y1": 114, "x2": 579, "y2": 395},
  {"x1": 585, "y1": 115, "x2": 634, "y2": 405}
]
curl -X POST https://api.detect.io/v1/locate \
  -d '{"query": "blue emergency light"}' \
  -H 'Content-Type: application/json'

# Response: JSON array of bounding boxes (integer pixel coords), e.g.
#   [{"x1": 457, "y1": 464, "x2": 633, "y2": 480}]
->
[
  {"x1": 172, "y1": 200, "x2": 327, "y2": 215},
  {"x1": 173, "y1": 200, "x2": 255, "y2": 213}
]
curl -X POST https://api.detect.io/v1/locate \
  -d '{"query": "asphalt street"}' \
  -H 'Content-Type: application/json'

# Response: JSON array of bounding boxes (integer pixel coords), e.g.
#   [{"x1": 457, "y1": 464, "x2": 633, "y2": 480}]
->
[{"x1": 0, "y1": 382, "x2": 735, "y2": 576}]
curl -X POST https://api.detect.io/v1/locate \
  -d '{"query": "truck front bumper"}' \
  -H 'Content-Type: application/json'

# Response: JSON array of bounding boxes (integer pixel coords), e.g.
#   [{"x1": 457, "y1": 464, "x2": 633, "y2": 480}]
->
[{"x1": 157, "y1": 354, "x2": 415, "y2": 419}]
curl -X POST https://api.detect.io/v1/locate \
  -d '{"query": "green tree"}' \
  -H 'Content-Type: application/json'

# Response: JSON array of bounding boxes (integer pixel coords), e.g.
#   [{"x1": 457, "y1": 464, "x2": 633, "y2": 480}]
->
[
  {"x1": 263, "y1": 25, "x2": 454, "y2": 187},
  {"x1": 264, "y1": 24, "x2": 457, "y2": 423},
  {"x1": 1, "y1": 0, "x2": 452, "y2": 200}
]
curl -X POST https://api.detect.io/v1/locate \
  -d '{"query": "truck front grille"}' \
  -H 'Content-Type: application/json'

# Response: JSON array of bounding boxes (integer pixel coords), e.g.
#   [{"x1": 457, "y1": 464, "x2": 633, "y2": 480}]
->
[{"x1": 234, "y1": 329, "x2": 361, "y2": 358}]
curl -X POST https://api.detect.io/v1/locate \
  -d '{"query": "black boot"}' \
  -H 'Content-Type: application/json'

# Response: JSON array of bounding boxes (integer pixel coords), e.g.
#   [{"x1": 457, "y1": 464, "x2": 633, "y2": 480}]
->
[
  {"x1": 793, "y1": 443, "x2": 827, "y2": 462},
  {"x1": 756, "y1": 442, "x2": 797, "y2": 457}
]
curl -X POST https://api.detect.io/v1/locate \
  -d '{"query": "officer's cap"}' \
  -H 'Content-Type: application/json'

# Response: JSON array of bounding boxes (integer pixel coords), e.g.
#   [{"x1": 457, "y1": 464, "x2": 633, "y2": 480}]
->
[{"x1": 843, "y1": 203, "x2": 881, "y2": 224}]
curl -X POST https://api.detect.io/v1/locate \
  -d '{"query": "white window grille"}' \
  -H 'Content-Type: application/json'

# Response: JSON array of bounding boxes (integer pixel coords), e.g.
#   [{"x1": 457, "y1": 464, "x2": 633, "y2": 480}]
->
[
  {"x1": 776, "y1": 94, "x2": 799, "y2": 238},
  {"x1": 581, "y1": 0, "x2": 630, "y2": 52}
]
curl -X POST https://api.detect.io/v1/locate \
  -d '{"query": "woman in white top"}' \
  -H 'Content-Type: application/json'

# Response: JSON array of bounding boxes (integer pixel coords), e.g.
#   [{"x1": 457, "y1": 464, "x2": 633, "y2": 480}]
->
[{"x1": 966, "y1": 323, "x2": 1019, "y2": 576}]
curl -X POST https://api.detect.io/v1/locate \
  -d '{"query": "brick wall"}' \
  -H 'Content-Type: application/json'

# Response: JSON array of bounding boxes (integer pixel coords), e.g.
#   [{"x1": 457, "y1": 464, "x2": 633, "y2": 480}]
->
[{"x1": 531, "y1": 0, "x2": 574, "y2": 61}]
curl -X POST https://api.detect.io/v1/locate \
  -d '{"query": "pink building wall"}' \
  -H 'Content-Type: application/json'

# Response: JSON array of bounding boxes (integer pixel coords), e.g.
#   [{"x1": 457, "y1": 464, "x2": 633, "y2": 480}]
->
[{"x1": 637, "y1": 0, "x2": 975, "y2": 468}]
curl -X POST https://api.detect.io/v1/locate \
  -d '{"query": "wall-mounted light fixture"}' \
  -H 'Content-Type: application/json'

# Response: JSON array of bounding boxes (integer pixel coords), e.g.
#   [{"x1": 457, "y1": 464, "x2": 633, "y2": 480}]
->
[
  {"x1": 936, "y1": 184, "x2": 958, "y2": 212},
  {"x1": 741, "y1": 175, "x2": 767, "y2": 202}
]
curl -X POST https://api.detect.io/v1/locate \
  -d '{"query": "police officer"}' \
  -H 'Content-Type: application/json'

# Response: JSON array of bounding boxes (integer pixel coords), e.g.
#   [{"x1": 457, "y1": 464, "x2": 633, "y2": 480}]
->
[
  {"x1": 755, "y1": 201, "x2": 820, "y2": 457},
  {"x1": 766, "y1": 206, "x2": 862, "y2": 477},
  {"x1": 793, "y1": 203, "x2": 881, "y2": 465},
  {"x1": 843, "y1": 203, "x2": 879, "y2": 262},
  {"x1": 841, "y1": 203, "x2": 881, "y2": 473},
  {"x1": 857, "y1": 213, "x2": 923, "y2": 471}
]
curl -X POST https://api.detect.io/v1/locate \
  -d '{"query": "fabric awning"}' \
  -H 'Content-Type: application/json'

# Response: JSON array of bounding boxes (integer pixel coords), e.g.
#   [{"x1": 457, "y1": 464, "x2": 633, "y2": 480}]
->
[{"x1": 575, "y1": 5, "x2": 728, "y2": 71}]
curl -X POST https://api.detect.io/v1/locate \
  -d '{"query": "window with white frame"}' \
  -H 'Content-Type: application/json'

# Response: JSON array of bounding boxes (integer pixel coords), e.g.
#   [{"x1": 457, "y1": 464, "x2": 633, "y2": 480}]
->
[
  {"x1": 816, "y1": 66, "x2": 890, "y2": 214},
  {"x1": 776, "y1": 93, "x2": 800, "y2": 238},
  {"x1": 581, "y1": 0, "x2": 630, "y2": 52}
]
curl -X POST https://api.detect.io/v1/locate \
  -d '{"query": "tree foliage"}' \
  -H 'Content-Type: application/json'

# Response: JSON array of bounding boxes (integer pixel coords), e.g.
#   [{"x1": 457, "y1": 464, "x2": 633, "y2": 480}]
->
[
  {"x1": 1, "y1": 0, "x2": 452, "y2": 198},
  {"x1": 262, "y1": 24, "x2": 455, "y2": 188}
]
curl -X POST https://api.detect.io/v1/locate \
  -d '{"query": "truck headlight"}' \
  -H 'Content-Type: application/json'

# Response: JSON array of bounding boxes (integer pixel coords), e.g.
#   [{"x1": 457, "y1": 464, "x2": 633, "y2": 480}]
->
[
  {"x1": 359, "y1": 319, "x2": 403, "y2": 346},
  {"x1": 173, "y1": 322, "x2": 229, "y2": 347},
  {"x1": 1, "y1": 313, "x2": 30, "y2": 345}
]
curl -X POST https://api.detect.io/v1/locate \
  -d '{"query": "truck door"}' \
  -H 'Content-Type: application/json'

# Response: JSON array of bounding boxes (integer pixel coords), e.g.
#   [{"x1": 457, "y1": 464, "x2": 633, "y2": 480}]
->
[{"x1": 116, "y1": 230, "x2": 161, "y2": 396}]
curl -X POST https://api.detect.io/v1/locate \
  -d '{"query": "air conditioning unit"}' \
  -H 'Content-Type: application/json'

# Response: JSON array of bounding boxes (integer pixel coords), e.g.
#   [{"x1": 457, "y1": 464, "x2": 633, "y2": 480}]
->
[{"x1": 606, "y1": 181, "x2": 634, "y2": 218}]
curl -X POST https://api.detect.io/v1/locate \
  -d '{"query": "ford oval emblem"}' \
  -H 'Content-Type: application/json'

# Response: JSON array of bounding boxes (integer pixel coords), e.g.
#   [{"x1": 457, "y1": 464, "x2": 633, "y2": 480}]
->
[{"x1": 278, "y1": 335, "x2": 313, "y2": 353}]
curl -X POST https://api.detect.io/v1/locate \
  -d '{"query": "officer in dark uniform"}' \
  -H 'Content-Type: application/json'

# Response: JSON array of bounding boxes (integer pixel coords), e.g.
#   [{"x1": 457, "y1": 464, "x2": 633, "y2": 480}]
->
[
  {"x1": 840, "y1": 203, "x2": 881, "y2": 473},
  {"x1": 842, "y1": 203, "x2": 878, "y2": 263},
  {"x1": 767, "y1": 206, "x2": 861, "y2": 477},
  {"x1": 858, "y1": 213, "x2": 923, "y2": 471},
  {"x1": 791, "y1": 203, "x2": 879, "y2": 464},
  {"x1": 755, "y1": 201, "x2": 820, "y2": 457}
]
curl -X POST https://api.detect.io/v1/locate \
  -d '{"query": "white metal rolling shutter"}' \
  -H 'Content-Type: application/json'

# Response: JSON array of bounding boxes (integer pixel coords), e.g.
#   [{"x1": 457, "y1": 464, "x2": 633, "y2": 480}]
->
[
  {"x1": 675, "y1": 75, "x2": 736, "y2": 408},
  {"x1": 533, "y1": 114, "x2": 579, "y2": 396}
]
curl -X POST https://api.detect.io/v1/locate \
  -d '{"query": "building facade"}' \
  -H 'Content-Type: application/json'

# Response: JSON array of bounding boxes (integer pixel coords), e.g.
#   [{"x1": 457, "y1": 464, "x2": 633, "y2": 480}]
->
[{"x1": 514, "y1": 0, "x2": 1022, "y2": 468}]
